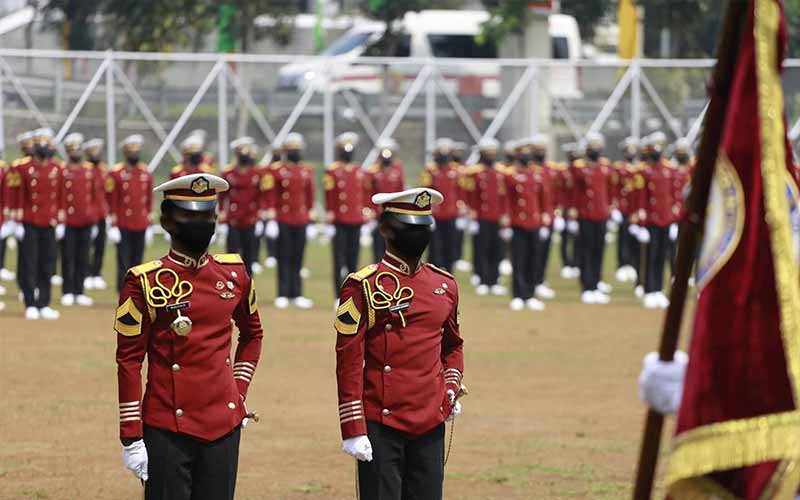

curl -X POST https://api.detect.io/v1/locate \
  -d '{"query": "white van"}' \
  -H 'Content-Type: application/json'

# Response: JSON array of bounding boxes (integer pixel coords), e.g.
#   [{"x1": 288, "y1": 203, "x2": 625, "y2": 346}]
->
[{"x1": 276, "y1": 10, "x2": 583, "y2": 99}]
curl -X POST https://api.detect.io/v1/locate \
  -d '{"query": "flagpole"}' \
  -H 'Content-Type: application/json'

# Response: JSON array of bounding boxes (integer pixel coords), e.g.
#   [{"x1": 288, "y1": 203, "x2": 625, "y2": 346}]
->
[{"x1": 631, "y1": 1, "x2": 750, "y2": 498}]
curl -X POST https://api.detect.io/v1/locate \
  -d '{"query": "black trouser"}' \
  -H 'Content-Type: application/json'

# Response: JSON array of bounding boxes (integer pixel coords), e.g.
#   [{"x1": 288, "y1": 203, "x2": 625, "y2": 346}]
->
[
  {"x1": 510, "y1": 227, "x2": 537, "y2": 300},
  {"x1": 16, "y1": 234, "x2": 26, "y2": 290},
  {"x1": 116, "y1": 229, "x2": 146, "y2": 292},
  {"x1": 20, "y1": 224, "x2": 56, "y2": 308},
  {"x1": 333, "y1": 223, "x2": 361, "y2": 295},
  {"x1": 0, "y1": 236, "x2": 6, "y2": 269},
  {"x1": 89, "y1": 218, "x2": 107, "y2": 277},
  {"x1": 277, "y1": 223, "x2": 307, "y2": 298},
  {"x1": 645, "y1": 225, "x2": 670, "y2": 293},
  {"x1": 578, "y1": 219, "x2": 606, "y2": 292},
  {"x1": 62, "y1": 225, "x2": 91, "y2": 296},
  {"x1": 372, "y1": 227, "x2": 385, "y2": 265},
  {"x1": 560, "y1": 231, "x2": 576, "y2": 268},
  {"x1": 616, "y1": 216, "x2": 634, "y2": 270},
  {"x1": 476, "y1": 220, "x2": 501, "y2": 287},
  {"x1": 261, "y1": 235, "x2": 277, "y2": 263},
  {"x1": 534, "y1": 229, "x2": 552, "y2": 288},
  {"x1": 226, "y1": 225, "x2": 258, "y2": 276},
  {"x1": 471, "y1": 232, "x2": 481, "y2": 278},
  {"x1": 358, "y1": 421, "x2": 445, "y2": 500},
  {"x1": 143, "y1": 425, "x2": 240, "y2": 500},
  {"x1": 429, "y1": 219, "x2": 457, "y2": 272},
  {"x1": 454, "y1": 226, "x2": 465, "y2": 262}
]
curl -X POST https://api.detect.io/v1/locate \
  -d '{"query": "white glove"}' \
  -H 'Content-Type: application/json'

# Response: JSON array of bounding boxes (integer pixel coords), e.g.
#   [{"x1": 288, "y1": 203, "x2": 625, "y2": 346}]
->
[
  {"x1": 108, "y1": 226, "x2": 122, "y2": 244},
  {"x1": 145, "y1": 226, "x2": 154, "y2": 245},
  {"x1": 121, "y1": 439, "x2": 149, "y2": 481},
  {"x1": 90, "y1": 224, "x2": 99, "y2": 240},
  {"x1": 567, "y1": 220, "x2": 579, "y2": 235},
  {"x1": 638, "y1": 350, "x2": 688, "y2": 416},
  {"x1": 0, "y1": 221, "x2": 14, "y2": 240},
  {"x1": 499, "y1": 227, "x2": 513, "y2": 241},
  {"x1": 553, "y1": 216, "x2": 565, "y2": 233},
  {"x1": 455, "y1": 217, "x2": 468, "y2": 231},
  {"x1": 606, "y1": 220, "x2": 618, "y2": 233},
  {"x1": 305, "y1": 223, "x2": 319, "y2": 240},
  {"x1": 611, "y1": 208, "x2": 623, "y2": 224},
  {"x1": 342, "y1": 435, "x2": 373, "y2": 462},
  {"x1": 217, "y1": 223, "x2": 229, "y2": 240},
  {"x1": 265, "y1": 220, "x2": 279, "y2": 239},
  {"x1": 254, "y1": 220, "x2": 265, "y2": 238},
  {"x1": 447, "y1": 400, "x2": 462, "y2": 422},
  {"x1": 669, "y1": 223, "x2": 678, "y2": 242},
  {"x1": 360, "y1": 222, "x2": 374, "y2": 238},
  {"x1": 468, "y1": 220, "x2": 479, "y2": 235},
  {"x1": 55, "y1": 224, "x2": 65, "y2": 241},
  {"x1": 325, "y1": 224, "x2": 337, "y2": 238},
  {"x1": 359, "y1": 228, "x2": 373, "y2": 247},
  {"x1": 628, "y1": 224, "x2": 641, "y2": 238},
  {"x1": 14, "y1": 222, "x2": 25, "y2": 241},
  {"x1": 539, "y1": 226, "x2": 550, "y2": 240},
  {"x1": 637, "y1": 227, "x2": 651, "y2": 244}
]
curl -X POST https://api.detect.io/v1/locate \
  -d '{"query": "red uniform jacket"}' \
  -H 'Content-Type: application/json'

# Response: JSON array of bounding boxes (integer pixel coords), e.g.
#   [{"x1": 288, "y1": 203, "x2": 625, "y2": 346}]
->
[
  {"x1": 464, "y1": 163, "x2": 508, "y2": 223},
  {"x1": 365, "y1": 161, "x2": 405, "y2": 218},
  {"x1": 220, "y1": 164, "x2": 264, "y2": 228},
  {"x1": 170, "y1": 162, "x2": 215, "y2": 179},
  {"x1": 419, "y1": 162, "x2": 461, "y2": 221},
  {"x1": 504, "y1": 166, "x2": 542, "y2": 230},
  {"x1": 60, "y1": 161, "x2": 105, "y2": 228},
  {"x1": 107, "y1": 163, "x2": 153, "y2": 232},
  {"x1": 90, "y1": 162, "x2": 110, "y2": 223},
  {"x1": 116, "y1": 251, "x2": 263, "y2": 442},
  {"x1": 570, "y1": 158, "x2": 613, "y2": 222},
  {"x1": 324, "y1": 162, "x2": 367, "y2": 225},
  {"x1": 264, "y1": 162, "x2": 316, "y2": 226},
  {"x1": 672, "y1": 161, "x2": 692, "y2": 221},
  {"x1": 533, "y1": 162, "x2": 557, "y2": 226},
  {"x1": 641, "y1": 161, "x2": 679, "y2": 227},
  {"x1": 0, "y1": 161, "x2": 6, "y2": 226},
  {"x1": 335, "y1": 254, "x2": 464, "y2": 439},
  {"x1": 14, "y1": 158, "x2": 64, "y2": 228},
  {"x1": 626, "y1": 164, "x2": 648, "y2": 223}
]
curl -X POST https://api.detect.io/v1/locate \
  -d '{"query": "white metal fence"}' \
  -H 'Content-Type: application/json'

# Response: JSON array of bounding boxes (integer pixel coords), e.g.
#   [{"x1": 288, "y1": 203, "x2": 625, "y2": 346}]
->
[{"x1": 1, "y1": 49, "x2": 799, "y2": 178}]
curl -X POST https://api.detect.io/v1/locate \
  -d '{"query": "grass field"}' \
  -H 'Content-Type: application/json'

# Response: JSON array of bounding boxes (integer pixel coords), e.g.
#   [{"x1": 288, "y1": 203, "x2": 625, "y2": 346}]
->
[{"x1": 0, "y1": 235, "x2": 688, "y2": 500}]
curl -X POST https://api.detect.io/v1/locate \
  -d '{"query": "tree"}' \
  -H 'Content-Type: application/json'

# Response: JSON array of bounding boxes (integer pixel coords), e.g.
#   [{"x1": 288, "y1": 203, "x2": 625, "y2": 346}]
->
[
  {"x1": 218, "y1": 0, "x2": 299, "y2": 54},
  {"x1": 786, "y1": 0, "x2": 800, "y2": 58}
]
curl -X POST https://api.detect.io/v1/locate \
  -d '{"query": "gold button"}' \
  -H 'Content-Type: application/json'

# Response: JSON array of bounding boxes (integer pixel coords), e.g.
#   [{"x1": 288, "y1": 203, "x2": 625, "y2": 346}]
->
[
  {"x1": 383, "y1": 365, "x2": 392, "y2": 373},
  {"x1": 385, "y1": 324, "x2": 393, "y2": 331},
  {"x1": 171, "y1": 363, "x2": 180, "y2": 372},
  {"x1": 176, "y1": 409, "x2": 183, "y2": 417},
  {"x1": 228, "y1": 402, "x2": 236, "y2": 410},
  {"x1": 225, "y1": 358, "x2": 231, "y2": 366},
  {"x1": 382, "y1": 408, "x2": 390, "y2": 416}
]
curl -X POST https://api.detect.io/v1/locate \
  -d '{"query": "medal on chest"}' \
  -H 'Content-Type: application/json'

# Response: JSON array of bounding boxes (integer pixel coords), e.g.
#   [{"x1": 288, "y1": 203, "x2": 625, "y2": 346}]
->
[{"x1": 141, "y1": 268, "x2": 194, "y2": 337}]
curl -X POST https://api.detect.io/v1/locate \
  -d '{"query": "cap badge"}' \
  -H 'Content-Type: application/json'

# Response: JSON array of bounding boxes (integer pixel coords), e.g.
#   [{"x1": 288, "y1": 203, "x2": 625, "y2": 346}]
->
[
  {"x1": 191, "y1": 176, "x2": 209, "y2": 194},
  {"x1": 414, "y1": 191, "x2": 432, "y2": 209}
]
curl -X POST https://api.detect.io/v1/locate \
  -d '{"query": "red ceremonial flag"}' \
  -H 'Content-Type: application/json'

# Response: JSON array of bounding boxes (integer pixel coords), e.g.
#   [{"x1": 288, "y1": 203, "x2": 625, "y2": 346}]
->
[{"x1": 666, "y1": 0, "x2": 800, "y2": 498}]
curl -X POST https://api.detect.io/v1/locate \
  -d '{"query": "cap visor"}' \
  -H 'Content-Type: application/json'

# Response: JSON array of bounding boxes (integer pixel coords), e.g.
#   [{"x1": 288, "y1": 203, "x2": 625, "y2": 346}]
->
[
  {"x1": 390, "y1": 213, "x2": 435, "y2": 226},
  {"x1": 171, "y1": 200, "x2": 217, "y2": 212}
]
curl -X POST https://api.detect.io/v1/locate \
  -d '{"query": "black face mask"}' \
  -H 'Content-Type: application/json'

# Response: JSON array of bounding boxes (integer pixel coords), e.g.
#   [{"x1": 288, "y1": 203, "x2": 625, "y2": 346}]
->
[
  {"x1": 338, "y1": 150, "x2": 353, "y2": 163},
  {"x1": 479, "y1": 153, "x2": 495, "y2": 165},
  {"x1": 587, "y1": 150, "x2": 601, "y2": 161},
  {"x1": 238, "y1": 153, "x2": 253, "y2": 165},
  {"x1": 532, "y1": 153, "x2": 546, "y2": 163},
  {"x1": 675, "y1": 154, "x2": 689, "y2": 164},
  {"x1": 518, "y1": 153, "x2": 532, "y2": 164},
  {"x1": 380, "y1": 155, "x2": 392, "y2": 166},
  {"x1": 127, "y1": 156, "x2": 139, "y2": 166},
  {"x1": 287, "y1": 150, "x2": 301, "y2": 163},
  {"x1": 173, "y1": 219, "x2": 216, "y2": 254},
  {"x1": 188, "y1": 152, "x2": 203, "y2": 166},
  {"x1": 390, "y1": 224, "x2": 432, "y2": 260},
  {"x1": 624, "y1": 154, "x2": 636, "y2": 162},
  {"x1": 34, "y1": 144, "x2": 47, "y2": 158},
  {"x1": 433, "y1": 153, "x2": 450, "y2": 164},
  {"x1": 68, "y1": 153, "x2": 82, "y2": 163},
  {"x1": 650, "y1": 150, "x2": 662, "y2": 162}
]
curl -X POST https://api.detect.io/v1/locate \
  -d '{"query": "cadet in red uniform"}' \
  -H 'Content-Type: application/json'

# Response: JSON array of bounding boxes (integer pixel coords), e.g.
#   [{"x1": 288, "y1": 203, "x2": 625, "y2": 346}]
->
[
  {"x1": 0, "y1": 155, "x2": 7, "y2": 305},
  {"x1": 464, "y1": 138, "x2": 509, "y2": 296},
  {"x1": 530, "y1": 134, "x2": 558, "y2": 301},
  {"x1": 612, "y1": 137, "x2": 641, "y2": 283},
  {"x1": 170, "y1": 134, "x2": 215, "y2": 179},
  {"x1": 365, "y1": 138, "x2": 405, "y2": 262},
  {"x1": 505, "y1": 140, "x2": 545, "y2": 311},
  {"x1": 324, "y1": 132, "x2": 368, "y2": 298},
  {"x1": 59, "y1": 133, "x2": 104, "y2": 307},
  {"x1": 1, "y1": 132, "x2": 35, "y2": 286},
  {"x1": 571, "y1": 133, "x2": 613, "y2": 304},
  {"x1": 450, "y1": 141, "x2": 470, "y2": 272},
  {"x1": 7, "y1": 128, "x2": 63, "y2": 319},
  {"x1": 558, "y1": 142, "x2": 582, "y2": 279},
  {"x1": 668, "y1": 137, "x2": 693, "y2": 271},
  {"x1": 84, "y1": 138, "x2": 110, "y2": 291},
  {"x1": 335, "y1": 187, "x2": 464, "y2": 500},
  {"x1": 107, "y1": 135, "x2": 153, "y2": 292},
  {"x1": 419, "y1": 138, "x2": 461, "y2": 272},
  {"x1": 116, "y1": 173, "x2": 263, "y2": 500},
  {"x1": 219, "y1": 136, "x2": 262, "y2": 276},
  {"x1": 266, "y1": 133, "x2": 316, "y2": 310}
]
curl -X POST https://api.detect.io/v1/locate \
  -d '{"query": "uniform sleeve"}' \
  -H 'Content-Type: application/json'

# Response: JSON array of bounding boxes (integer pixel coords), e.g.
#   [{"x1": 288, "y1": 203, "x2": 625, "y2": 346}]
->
[
  {"x1": 115, "y1": 272, "x2": 151, "y2": 440},
  {"x1": 335, "y1": 278, "x2": 368, "y2": 439},
  {"x1": 146, "y1": 172, "x2": 153, "y2": 224},
  {"x1": 323, "y1": 169, "x2": 336, "y2": 219},
  {"x1": 442, "y1": 281, "x2": 464, "y2": 394},
  {"x1": 217, "y1": 172, "x2": 230, "y2": 224},
  {"x1": 10, "y1": 165, "x2": 25, "y2": 221},
  {"x1": 497, "y1": 170, "x2": 510, "y2": 221},
  {"x1": 305, "y1": 168, "x2": 315, "y2": 215},
  {"x1": 231, "y1": 270, "x2": 264, "y2": 400},
  {"x1": 259, "y1": 168, "x2": 276, "y2": 219},
  {"x1": 363, "y1": 169, "x2": 376, "y2": 220},
  {"x1": 635, "y1": 170, "x2": 650, "y2": 224},
  {"x1": 418, "y1": 166, "x2": 433, "y2": 188}
]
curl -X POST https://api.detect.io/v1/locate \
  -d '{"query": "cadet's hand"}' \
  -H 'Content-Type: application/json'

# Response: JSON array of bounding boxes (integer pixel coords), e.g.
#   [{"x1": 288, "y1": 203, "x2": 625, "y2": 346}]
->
[
  {"x1": 55, "y1": 224, "x2": 65, "y2": 241},
  {"x1": 14, "y1": 222, "x2": 25, "y2": 241},
  {"x1": 669, "y1": 223, "x2": 678, "y2": 242},
  {"x1": 108, "y1": 226, "x2": 121, "y2": 244},
  {"x1": 0, "y1": 221, "x2": 14, "y2": 240},
  {"x1": 216, "y1": 223, "x2": 229, "y2": 240},
  {"x1": 638, "y1": 351, "x2": 688, "y2": 416},
  {"x1": 342, "y1": 435, "x2": 373, "y2": 462},
  {"x1": 538, "y1": 227, "x2": 550, "y2": 240},
  {"x1": 499, "y1": 227, "x2": 513, "y2": 242},
  {"x1": 637, "y1": 227, "x2": 651, "y2": 244},
  {"x1": 611, "y1": 209, "x2": 623, "y2": 224},
  {"x1": 305, "y1": 224, "x2": 319, "y2": 240},
  {"x1": 455, "y1": 217, "x2": 468, "y2": 231},
  {"x1": 468, "y1": 220, "x2": 479, "y2": 235},
  {"x1": 265, "y1": 220, "x2": 279, "y2": 239},
  {"x1": 553, "y1": 216, "x2": 565, "y2": 233},
  {"x1": 254, "y1": 220, "x2": 265, "y2": 238},
  {"x1": 566, "y1": 220, "x2": 579, "y2": 235},
  {"x1": 90, "y1": 224, "x2": 99, "y2": 240},
  {"x1": 122, "y1": 439, "x2": 149, "y2": 481},
  {"x1": 447, "y1": 400, "x2": 462, "y2": 422},
  {"x1": 144, "y1": 226, "x2": 154, "y2": 245}
]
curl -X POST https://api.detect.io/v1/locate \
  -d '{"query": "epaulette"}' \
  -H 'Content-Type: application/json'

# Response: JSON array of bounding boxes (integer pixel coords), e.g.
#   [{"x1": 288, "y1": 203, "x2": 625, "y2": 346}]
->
[
  {"x1": 346, "y1": 264, "x2": 378, "y2": 283},
  {"x1": 425, "y1": 262, "x2": 454, "y2": 280},
  {"x1": 269, "y1": 161, "x2": 282, "y2": 170},
  {"x1": 326, "y1": 161, "x2": 341, "y2": 171},
  {"x1": 599, "y1": 157, "x2": 611, "y2": 166},
  {"x1": 222, "y1": 163, "x2": 236, "y2": 174},
  {"x1": 83, "y1": 161, "x2": 94, "y2": 169},
  {"x1": 138, "y1": 163, "x2": 148, "y2": 171},
  {"x1": 113, "y1": 162, "x2": 125, "y2": 172},
  {"x1": 368, "y1": 164, "x2": 380, "y2": 174},
  {"x1": 573, "y1": 159, "x2": 586, "y2": 168},
  {"x1": 213, "y1": 253, "x2": 244, "y2": 265},
  {"x1": 200, "y1": 163, "x2": 215, "y2": 173},
  {"x1": 171, "y1": 165, "x2": 183, "y2": 174},
  {"x1": 11, "y1": 156, "x2": 30, "y2": 167},
  {"x1": 130, "y1": 259, "x2": 162, "y2": 277}
]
